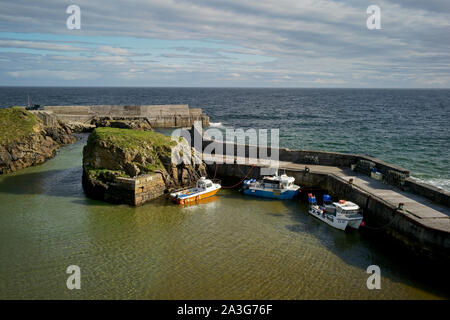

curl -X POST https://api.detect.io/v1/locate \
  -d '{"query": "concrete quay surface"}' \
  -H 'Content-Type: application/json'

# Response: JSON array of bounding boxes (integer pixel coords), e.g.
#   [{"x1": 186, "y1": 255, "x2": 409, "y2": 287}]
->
[
  {"x1": 203, "y1": 154, "x2": 450, "y2": 260},
  {"x1": 281, "y1": 161, "x2": 450, "y2": 232}
]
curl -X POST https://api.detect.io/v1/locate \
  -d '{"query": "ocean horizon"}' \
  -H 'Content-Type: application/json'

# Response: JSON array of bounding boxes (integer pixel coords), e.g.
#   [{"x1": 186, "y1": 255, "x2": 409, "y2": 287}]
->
[{"x1": 1, "y1": 87, "x2": 448, "y2": 191}]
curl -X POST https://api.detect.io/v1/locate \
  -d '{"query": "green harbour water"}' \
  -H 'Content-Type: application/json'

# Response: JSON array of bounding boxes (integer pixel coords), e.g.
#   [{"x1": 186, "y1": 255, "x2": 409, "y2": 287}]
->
[{"x1": 0, "y1": 136, "x2": 448, "y2": 299}]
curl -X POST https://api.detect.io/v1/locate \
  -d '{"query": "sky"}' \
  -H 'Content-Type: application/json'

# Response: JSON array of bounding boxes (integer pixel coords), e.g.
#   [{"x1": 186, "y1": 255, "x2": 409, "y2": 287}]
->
[{"x1": 0, "y1": 0, "x2": 449, "y2": 87}]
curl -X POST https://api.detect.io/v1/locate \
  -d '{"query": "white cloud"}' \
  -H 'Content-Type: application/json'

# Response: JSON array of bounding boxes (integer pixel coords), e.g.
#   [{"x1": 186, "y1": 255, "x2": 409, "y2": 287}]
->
[
  {"x1": 98, "y1": 45, "x2": 131, "y2": 56},
  {"x1": 8, "y1": 69, "x2": 100, "y2": 80},
  {"x1": 0, "y1": 40, "x2": 89, "y2": 52},
  {"x1": 0, "y1": 0, "x2": 449, "y2": 87}
]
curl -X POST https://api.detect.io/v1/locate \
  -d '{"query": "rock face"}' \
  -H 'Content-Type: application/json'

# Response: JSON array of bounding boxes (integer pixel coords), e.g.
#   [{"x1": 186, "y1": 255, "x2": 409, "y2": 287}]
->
[
  {"x1": 82, "y1": 127, "x2": 207, "y2": 205},
  {"x1": 90, "y1": 117, "x2": 153, "y2": 131},
  {"x1": 65, "y1": 121, "x2": 95, "y2": 133},
  {"x1": 0, "y1": 108, "x2": 76, "y2": 174}
]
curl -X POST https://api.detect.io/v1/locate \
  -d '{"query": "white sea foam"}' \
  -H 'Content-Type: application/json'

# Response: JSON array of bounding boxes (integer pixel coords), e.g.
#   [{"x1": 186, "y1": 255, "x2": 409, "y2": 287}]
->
[
  {"x1": 410, "y1": 176, "x2": 450, "y2": 192},
  {"x1": 209, "y1": 122, "x2": 224, "y2": 128}
]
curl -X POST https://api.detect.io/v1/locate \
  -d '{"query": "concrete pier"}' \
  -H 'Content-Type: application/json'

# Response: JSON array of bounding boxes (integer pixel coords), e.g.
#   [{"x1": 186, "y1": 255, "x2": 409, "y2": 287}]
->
[
  {"x1": 42, "y1": 105, "x2": 210, "y2": 128},
  {"x1": 197, "y1": 139, "x2": 450, "y2": 261}
]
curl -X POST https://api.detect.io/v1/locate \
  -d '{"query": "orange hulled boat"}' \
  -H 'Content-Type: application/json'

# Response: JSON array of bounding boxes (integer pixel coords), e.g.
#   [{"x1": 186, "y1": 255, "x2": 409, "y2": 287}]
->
[{"x1": 170, "y1": 177, "x2": 221, "y2": 205}]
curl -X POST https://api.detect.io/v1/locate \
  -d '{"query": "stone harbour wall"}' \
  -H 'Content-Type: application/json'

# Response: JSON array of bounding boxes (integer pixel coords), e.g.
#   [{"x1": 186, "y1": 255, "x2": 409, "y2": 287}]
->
[
  {"x1": 196, "y1": 133, "x2": 449, "y2": 207},
  {"x1": 206, "y1": 162, "x2": 450, "y2": 261},
  {"x1": 43, "y1": 105, "x2": 210, "y2": 128},
  {"x1": 82, "y1": 171, "x2": 166, "y2": 206},
  {"x1": 137, "y1": 174, "x2": 166, "y2": 205}
]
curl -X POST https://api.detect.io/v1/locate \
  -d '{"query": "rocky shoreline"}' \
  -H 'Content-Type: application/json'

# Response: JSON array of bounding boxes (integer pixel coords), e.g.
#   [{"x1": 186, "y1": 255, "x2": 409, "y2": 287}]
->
[
  {"x1": 1, "y1": 107, "x2": 208, "y2": 206},
  {"x1": 0, "y1": 106, "x2": 162, "y2": 175},
  {"x1": 0, "y1": 108, "x2": 76, "y2": 174}
]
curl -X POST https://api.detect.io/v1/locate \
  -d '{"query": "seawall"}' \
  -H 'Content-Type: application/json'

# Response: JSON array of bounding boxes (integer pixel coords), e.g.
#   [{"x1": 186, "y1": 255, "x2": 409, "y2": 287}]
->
[
  {"x1": 43, "y1": 104, "x2": 210, "y2": 128},
  {"x1": 197, "y1": 137, "x2": 449, "y2": 207},
  {"x1": 206, "y1": 161, "x2": 450, "y2": 261},
  {"x1": 82, "y1": 171, "x2": 166, "y2": 206},
  {"x1": 191, "y1": 125, "x2": 450, "y2": 261}
]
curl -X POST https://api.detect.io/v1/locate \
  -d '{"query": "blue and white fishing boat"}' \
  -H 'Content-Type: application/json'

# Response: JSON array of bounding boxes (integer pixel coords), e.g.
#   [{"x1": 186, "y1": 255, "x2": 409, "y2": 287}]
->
[
  {"x1": 242, "y1": 172, "x2": 300, "y2": 200},
  {"x1": 307, "y1": 193, "x2": 364, "y2": 231}
]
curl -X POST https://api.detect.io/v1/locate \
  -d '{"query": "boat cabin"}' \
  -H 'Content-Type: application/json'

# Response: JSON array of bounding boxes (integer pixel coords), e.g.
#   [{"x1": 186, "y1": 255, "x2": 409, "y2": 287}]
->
[
  {"x1": 262, "y1": 174, "x2": 295, "y2": 190},
  {"x1": 196, "y1": 177, "x2": 213, "y2": 189},
  {"x1": 333, "y1": 200, "x2": 360, "y2": 215}
]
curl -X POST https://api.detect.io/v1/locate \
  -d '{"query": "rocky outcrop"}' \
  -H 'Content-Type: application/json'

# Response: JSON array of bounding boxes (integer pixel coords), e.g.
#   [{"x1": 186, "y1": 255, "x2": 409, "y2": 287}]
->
[
  {"x1": 65, "y1": 121, "x2": 95, "y2": 133},
  {"x1": 90, "y1": 117, "x2": 153, "y2": 131},
  {"x1": 57, "y1": 117, "x2": 151, "y2": 134},
  {"x1": 82, "y1": 127, "x2": 207, "y2": 205},
  {"x1": 0, "y1": 108, "x2": 76, "y2": 174}
]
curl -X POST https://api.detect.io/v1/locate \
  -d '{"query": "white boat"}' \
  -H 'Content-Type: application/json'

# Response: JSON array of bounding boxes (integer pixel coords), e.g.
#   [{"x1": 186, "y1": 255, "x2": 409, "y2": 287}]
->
[
  {"x1": 242, "y1": 172, "x2": 300, "y2": 200},
  {"x1": 307, "y1": 193, "x2": 364, "y2": 231},
  {"x1": 170, "y1": 177, "x2": 221, "y2": 205}
]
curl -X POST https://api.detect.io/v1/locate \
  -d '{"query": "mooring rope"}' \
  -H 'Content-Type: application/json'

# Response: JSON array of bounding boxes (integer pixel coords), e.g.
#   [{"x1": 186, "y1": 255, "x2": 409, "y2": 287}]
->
[
  {"x1": 212, "y1": 161, "x2": 218, "y2": 180},
  {"x1": 216, "y1": 163, "x2": 255, "y2": 189},
  {"x1": 362, "y1": 207, "x2": 400, "y2": 230}
]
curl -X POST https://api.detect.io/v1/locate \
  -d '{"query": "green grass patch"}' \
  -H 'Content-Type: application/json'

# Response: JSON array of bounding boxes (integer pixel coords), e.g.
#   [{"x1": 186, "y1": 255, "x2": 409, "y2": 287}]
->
[
  {"x1": 0, "y1": 107, "x2": 40, "y2": 145},
  {"x1": 87, "y1": 167, "x2": 128, "y2": 182},
  {"x1": 88, "y1": 127, "x2": 176, "y2": 152},
  {"x1": 86, "y1": 127, "x2": 178, "y2": 176}
]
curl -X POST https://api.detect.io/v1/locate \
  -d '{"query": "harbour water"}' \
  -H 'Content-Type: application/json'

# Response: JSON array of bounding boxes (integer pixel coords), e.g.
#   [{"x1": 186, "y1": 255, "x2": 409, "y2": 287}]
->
[{"x1": 0, "y1": 135, "x2": 448, "y2": 299}]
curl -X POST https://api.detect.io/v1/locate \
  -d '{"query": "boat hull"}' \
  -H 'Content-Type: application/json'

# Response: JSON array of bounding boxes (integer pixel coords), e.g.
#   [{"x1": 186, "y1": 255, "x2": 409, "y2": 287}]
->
[
  {"x1": 346, "y1": 217, "x2": 364, "y2": 229},
  {"x1": 243, "y1": 188, "x2": 299, "y2": 200},
  {"x1": 172, "y1": 187, "x2": 220, "y2": 205},
  {"x1": 308, "y1": 207, "x2": 348, "y2": 231},
  {"x1": 308, "y1": 207, "x2": 364, "y2": 231}
]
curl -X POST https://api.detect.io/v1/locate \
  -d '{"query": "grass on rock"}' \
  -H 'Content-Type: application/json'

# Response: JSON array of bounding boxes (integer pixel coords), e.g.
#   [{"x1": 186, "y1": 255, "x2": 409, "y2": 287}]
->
[
  {"x1": 0, "y1": 107, "x2": 39, "y2": 145},
  {"x1": 88, "y1": 127, "x2": 176, "y2": 152},
  {"x1": 87, "y1": 127, "x2": 178, "y2": 178}
]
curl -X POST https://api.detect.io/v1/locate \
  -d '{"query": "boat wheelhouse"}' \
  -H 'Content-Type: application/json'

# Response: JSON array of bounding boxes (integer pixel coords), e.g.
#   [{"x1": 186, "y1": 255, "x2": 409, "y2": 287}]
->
[{"x1": 242, "y1": 172, "x2": 300, "y2": 200}]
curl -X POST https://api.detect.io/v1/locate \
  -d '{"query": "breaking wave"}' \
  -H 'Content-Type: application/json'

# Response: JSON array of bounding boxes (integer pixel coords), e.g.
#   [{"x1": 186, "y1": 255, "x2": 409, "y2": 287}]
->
[
  {"x1": 209, "y1": 122, "x2": 224, "y2": 128},
  {"x1": 410, "y1": 176, "x2": 450, "y2": 192}
]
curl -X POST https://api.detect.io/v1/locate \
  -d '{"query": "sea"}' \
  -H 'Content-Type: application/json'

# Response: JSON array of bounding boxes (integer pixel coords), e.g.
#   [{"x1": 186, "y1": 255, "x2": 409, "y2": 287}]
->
[
  {"x1": 0, "y1": 87, "x2": 449, "y2": 299},
  {"x1": 1, "y1": 87, "x2": 448, "y2": 190}
]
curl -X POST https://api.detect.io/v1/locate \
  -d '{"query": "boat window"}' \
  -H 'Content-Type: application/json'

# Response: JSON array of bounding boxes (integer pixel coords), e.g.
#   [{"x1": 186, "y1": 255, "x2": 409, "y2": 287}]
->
[{"x1": 206, "y1": 183, "x2": 212, "y2": 188}]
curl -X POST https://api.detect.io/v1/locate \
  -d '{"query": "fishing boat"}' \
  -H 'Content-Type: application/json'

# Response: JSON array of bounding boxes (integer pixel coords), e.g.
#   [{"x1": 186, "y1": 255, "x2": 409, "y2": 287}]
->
[
  {"x1": 307, "y1": 193, "x2": 364, "y2": 231},
  {"x1": 242, "y1": 172, "x2": 300, "y2": 200},
  {"x1": 170, "y1": 177, "x2": 221, "y2": 205}
]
